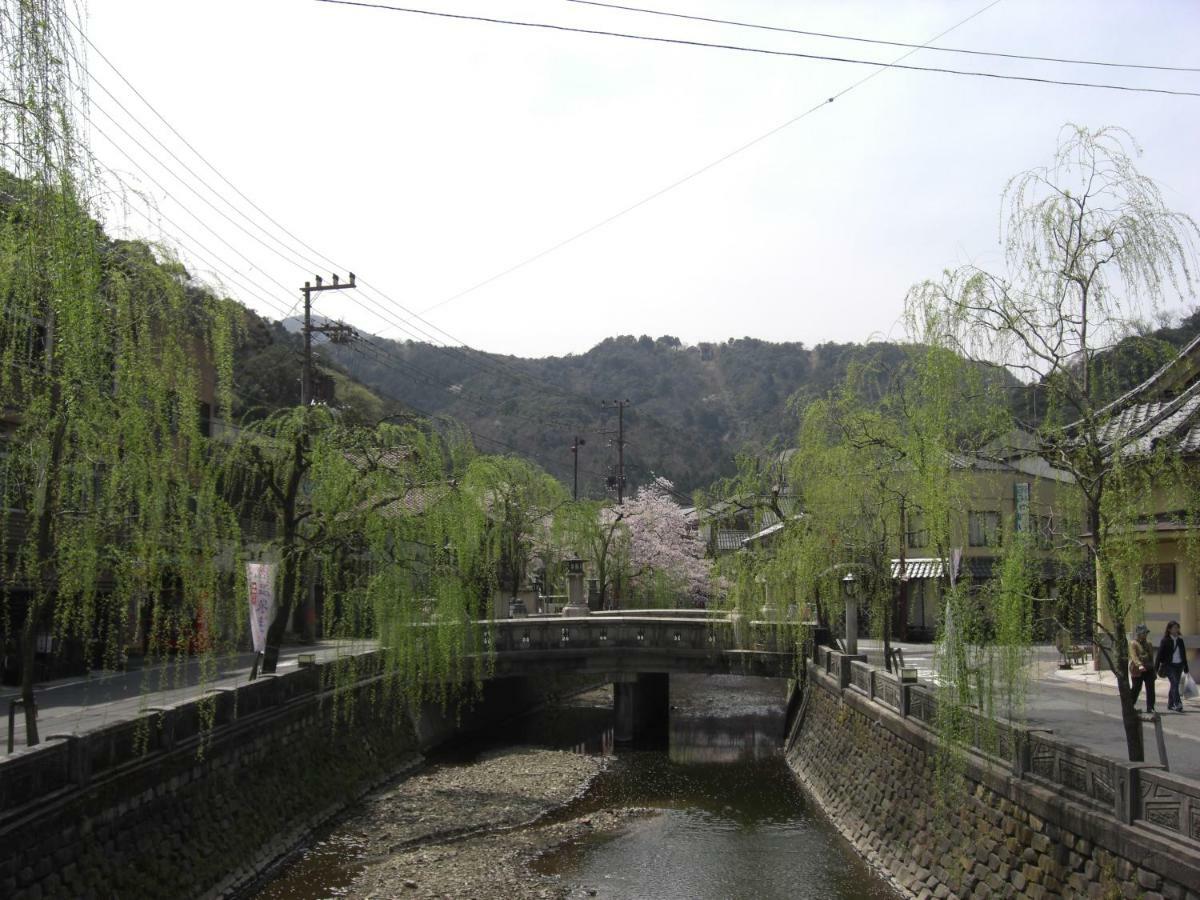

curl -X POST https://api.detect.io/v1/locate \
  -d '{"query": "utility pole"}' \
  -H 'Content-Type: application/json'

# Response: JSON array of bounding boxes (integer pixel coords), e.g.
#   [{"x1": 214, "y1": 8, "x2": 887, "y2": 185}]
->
[
  {"x1": 602, "y1": 399, "x2": 629, "y2": 504},
  {"x1": 571, "y1": 436, "x2": 586, "y2": 501},
  {"x1": 301, "y1": 273, "x2": 358, "y2": 406}
]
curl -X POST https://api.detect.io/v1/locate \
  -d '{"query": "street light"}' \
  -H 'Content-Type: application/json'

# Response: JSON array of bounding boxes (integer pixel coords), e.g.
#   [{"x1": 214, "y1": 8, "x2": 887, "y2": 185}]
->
[{"x1": 842, "y1": 571, "x2": 858, "y2": 655}]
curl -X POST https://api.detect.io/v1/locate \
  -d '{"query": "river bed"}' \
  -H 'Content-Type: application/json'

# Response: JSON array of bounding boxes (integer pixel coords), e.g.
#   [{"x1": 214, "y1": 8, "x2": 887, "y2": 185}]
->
[{"x1": 253, "y1": 676, "x2": 895, "y2": 900}]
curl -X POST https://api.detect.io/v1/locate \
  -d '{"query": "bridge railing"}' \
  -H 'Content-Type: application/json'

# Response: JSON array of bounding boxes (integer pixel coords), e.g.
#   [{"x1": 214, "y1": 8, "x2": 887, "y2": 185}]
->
[{"x1": 484, "y1": 616, "x2": 793, "y2": 656}]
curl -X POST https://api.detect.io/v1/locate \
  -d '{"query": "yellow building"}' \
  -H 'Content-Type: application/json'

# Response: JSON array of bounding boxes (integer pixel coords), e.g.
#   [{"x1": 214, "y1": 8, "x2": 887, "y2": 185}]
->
[
  {"x1": 897, "y1": 442, "x2": 1082, "y2": 640},
  {"x1": 1092, "y1": 335, "x2": 1200, "y2": 656}
]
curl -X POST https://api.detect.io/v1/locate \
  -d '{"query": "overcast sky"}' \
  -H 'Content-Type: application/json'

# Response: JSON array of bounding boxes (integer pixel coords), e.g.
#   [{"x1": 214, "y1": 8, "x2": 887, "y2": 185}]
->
[{"x1": 82, "y1": 0, "x2": 1200, "y2": 359}]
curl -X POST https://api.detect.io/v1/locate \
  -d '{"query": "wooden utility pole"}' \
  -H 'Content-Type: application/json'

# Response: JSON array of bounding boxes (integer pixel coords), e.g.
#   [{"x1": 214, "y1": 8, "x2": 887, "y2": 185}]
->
[
  {"x1": 571, "y1": 435, "x2": 586, "y2": 501},
  {"x1": 301, "y1": 273, "x2": 358, "y2": 405},
  {"x1": 602, "y1": 399, "x2": 629, "y2": 504}
]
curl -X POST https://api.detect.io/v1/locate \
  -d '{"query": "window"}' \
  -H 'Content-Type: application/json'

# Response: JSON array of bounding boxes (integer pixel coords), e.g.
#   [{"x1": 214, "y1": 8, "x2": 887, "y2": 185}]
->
[
  {"x1": 905, "y1": 515, "x2": 928, "y2": 549},
  {"x1": 1034, "y1": 514, "x2": 1055, "y2": 550},
  {"x1": 1142, "y1": 563, "x2": 1177, "y2": 595},
  {"x1": 968, "y1": 511, "x2": 1001, "y2": 547}
]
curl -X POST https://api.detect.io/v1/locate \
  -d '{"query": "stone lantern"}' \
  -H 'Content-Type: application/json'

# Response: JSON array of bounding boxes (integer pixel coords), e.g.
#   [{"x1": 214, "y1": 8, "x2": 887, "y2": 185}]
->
[{"x1": 561, "y1": 557, "x2": 589, "y2": 617}]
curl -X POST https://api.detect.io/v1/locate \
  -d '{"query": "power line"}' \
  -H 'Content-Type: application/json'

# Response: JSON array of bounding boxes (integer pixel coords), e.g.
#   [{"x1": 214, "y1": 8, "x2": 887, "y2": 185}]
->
[
  {"x1": 85, "y1": 65, "x2": 592, "y2": 402},
  {"x1": 314, "y1": 0, "x2": 1200, "y2": 98},
  {"x1": 358, "y1": 1, "x2": 1006, "y2": 318},
  {"x1": 339, "y1": 341, "x2": 611, "y2": 483},
  {"x1": 66, "y1": 21, "x2": 549, "y2": 393},
  {"x1": 67, "y1": 18, "x2": 606, "y2": 409},
  {"x1": 568, "y1": 0, "x2": 1200, "y2": 74},
  {"x1": 73, "y1": 38, "x2": 606, "y2": 414}
]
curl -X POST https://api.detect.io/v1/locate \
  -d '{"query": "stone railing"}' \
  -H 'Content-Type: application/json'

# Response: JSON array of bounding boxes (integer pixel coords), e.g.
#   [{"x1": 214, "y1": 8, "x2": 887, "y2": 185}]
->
[
  {"x1": 0, "y1": 650, "x2": 382, "y2": 821},
  {"x1": 487, "y1": 615, "x2": 793, "y2": 659},
  {"x1": 809, "y1": 644, "x2": 1200, "y2": 848}
]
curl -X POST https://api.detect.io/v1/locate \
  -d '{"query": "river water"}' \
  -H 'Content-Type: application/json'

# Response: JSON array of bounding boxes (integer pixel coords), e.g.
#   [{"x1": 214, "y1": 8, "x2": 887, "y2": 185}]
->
[{"x1": 256, "y1": 674, "x2": 895, "y2": 899}]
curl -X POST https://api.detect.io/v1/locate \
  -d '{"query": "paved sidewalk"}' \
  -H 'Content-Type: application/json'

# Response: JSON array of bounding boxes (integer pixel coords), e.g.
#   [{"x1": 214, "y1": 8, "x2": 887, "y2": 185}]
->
[
  {"x1": 858, "y1": 639, "x2": 1200, "y2": 779},
  {"x1": 1, "y1": 639, "x2": 376, "y2": 755}
]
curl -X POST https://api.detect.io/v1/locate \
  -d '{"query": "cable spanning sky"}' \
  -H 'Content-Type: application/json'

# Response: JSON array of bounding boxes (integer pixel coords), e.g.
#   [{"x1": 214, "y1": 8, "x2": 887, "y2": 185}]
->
[{"x1": 83, "y1": 0, "x2": 1200, "y2": 359}]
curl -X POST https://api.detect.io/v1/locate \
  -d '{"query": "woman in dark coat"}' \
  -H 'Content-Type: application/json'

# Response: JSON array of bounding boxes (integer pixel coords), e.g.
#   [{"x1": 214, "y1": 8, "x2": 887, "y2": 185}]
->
[{"x1": 1156, "y1": 621, "x2": 1190, "y2": 712}]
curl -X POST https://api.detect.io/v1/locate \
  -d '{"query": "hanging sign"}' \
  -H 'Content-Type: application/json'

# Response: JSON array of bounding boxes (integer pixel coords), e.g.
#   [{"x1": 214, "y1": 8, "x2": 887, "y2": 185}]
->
[{"x1": 247, "y1": 562, "x2": 276, "y2": 654}]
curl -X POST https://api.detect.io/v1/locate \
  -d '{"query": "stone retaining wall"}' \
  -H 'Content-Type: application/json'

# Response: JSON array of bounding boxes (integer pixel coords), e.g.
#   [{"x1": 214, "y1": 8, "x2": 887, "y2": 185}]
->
[
  {"x1": 789, "y1": 650, "x2": 1200, "y2": 899},
  {"x1": 0, "y1": 653, "x2": 591, "y2": 900}
]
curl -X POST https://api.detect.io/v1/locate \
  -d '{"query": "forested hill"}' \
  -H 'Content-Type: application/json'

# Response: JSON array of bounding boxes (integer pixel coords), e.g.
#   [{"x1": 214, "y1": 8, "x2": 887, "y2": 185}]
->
[
  {"x1": 321, "y1": 334, "x2": 917, "y2": 496},
  {"x1": 260, "y1": 307, "x2": 1198, "y2": 497}
]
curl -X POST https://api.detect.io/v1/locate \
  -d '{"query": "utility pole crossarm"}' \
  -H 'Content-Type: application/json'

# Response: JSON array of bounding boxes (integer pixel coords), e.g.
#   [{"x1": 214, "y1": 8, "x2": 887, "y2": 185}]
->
[
  {"x1": 301, "y1": 273, "x2": 358, "y2": 406},
  {"x1": 602, "y1": 399, "x2": 630, "y2": 504}
]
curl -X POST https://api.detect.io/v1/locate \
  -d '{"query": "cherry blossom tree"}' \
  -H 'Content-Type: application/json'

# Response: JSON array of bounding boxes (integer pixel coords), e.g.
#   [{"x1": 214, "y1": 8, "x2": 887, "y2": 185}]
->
[{"x1": 623, "y1": 478, "x2": 711, "y2": 605}]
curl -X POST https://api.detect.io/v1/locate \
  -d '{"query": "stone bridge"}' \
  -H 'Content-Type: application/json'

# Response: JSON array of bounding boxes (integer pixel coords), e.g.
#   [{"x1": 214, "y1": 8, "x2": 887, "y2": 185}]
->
[{"x1": 480, "y1": 611, "x2": 798, "y2": 741}]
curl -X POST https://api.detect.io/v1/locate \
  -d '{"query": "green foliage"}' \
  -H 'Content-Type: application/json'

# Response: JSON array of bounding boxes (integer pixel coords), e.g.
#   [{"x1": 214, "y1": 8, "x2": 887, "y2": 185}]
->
[
  {"x1": 906, "y1": 124, "x2": 1200, "y2": 763},
  {"x1": 324, "y1": 331, "x2": 983, "y2": 495},
  {"x1": 0, "y1": 0, "x2": 238, "y2": 743}
]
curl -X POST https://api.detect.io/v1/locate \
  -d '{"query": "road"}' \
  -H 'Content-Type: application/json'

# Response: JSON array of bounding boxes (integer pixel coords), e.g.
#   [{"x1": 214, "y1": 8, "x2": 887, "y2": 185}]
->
[
  {"x1": 861, "y1": 639, "x2": 1200, "y2": 778},
  {"x1": 1, "y1": 639, "x2": 375, "y2": 753}
]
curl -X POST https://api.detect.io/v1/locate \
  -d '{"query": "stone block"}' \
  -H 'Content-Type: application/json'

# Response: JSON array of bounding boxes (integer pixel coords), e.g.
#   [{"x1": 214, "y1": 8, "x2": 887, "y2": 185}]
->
[{"x1": 1139, "y1": 869, "x2": 1164, "y2": 891}]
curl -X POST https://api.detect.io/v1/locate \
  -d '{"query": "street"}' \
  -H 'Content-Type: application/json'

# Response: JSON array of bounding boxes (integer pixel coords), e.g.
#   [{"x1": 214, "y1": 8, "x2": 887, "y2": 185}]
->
[
  {"x1": 861, "y1": 640, "x2": 1200, "y2": 777},
  {"x1": 1, "y1": 640, "x2": 375, "y2": 753}
]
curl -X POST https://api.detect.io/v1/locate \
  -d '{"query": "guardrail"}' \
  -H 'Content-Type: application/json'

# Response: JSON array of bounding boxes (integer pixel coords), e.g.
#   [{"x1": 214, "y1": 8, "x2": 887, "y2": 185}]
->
[
  {"x1": 809, "y1": 644, "x2": 1200, "y2": 848},
  {"x1": 0, "y1": 650, "x2": 384, "y2": 819}
]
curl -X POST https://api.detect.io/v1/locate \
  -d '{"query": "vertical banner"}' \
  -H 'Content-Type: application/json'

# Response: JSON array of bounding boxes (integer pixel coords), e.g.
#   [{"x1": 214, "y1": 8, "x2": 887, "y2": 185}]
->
[
  {"x1": 1015, "y1": 482, "x2": 1031, "y2": 533},
  {"x1": 247, "y1": 562, "x2": 276, "y2": 654}
]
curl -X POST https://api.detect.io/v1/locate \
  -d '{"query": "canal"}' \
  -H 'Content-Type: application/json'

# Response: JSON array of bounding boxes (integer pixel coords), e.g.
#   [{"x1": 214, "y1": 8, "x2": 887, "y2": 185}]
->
[{"x1": 254, "y1": 675, "x2": 895, "y2": 899}]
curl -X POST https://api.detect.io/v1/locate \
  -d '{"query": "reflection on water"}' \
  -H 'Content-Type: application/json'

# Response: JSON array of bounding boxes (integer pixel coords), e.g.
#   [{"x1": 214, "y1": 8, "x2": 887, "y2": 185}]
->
[
  {"x1": 253, "y1": 675, "x2": 895, "y2": 900},
  {"x1": 535, "y1": 753, "x2": 893, "y2": 900},
  {"x1": 670, "y1": 713, "x2": 784, "y2": 763},
  {"x1": 253, "y1": 831, "x2": 367, "y2": 900},
  {"x1": 535, "y1": 675, "x2": 894, "y2": 899}
]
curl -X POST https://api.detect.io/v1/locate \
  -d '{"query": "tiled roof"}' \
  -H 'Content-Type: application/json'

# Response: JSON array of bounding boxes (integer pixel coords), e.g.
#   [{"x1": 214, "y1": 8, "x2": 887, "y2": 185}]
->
[
  {"x1": 715, "y1": 529, "x2": 749, "y2": 551},
  {"x1": 1095, "y1": 380, "x2": 1200, "y2": 459},
  {"x1": 373, "y1": 484, "x2": 452, "y2": 519}
]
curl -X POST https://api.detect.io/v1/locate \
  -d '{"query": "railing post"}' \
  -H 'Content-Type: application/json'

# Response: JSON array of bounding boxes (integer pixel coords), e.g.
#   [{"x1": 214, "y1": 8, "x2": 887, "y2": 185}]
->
[
  {"x1": 7, "y1": 697, "x2": 35, "y2": 752},
  {"x1": 1141, "y1": 712, "x2": 1169, "y2": 772},
  {"x1": 46, "y1": 733, "x2": 90, "y2": 785}
]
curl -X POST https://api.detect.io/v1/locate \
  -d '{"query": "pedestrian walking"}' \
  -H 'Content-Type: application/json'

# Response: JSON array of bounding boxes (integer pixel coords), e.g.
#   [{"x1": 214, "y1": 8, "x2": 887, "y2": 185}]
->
[
  {"x1": 1156, "y1": 620, "x2": 1189, "y2": 712},
  {"x1": 1129, "y1": 624, "x2": 1157, "y2": 713}
]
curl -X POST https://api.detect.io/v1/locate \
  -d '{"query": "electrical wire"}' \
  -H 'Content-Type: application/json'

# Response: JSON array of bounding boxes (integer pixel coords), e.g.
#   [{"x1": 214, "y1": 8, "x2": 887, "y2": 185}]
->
[
  {"x1": 338, "y1": 341, "x2": 612, "y2": 484},
  {"x1": 67, "y1": 18, "x2": 610, "y2": 411},
  {"x1": 567, "y1": 0, "x2": 1200, "y2": 74},
  {"x1": 373, "y1": 0, "x2": 1007, "y2": 318},
  {"x1": 314, "y1": 0, "x2": 1200, "y2": 98}
]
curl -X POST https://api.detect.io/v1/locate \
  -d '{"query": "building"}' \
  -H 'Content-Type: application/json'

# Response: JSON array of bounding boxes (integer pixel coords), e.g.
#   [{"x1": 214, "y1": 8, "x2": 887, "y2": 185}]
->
[
  {"x1": 1089, "y1": 334, "x2": 1200, "y2": 653},
  {"x1": 895, "y1": 443, "x2": 1082, "y2": 641}
]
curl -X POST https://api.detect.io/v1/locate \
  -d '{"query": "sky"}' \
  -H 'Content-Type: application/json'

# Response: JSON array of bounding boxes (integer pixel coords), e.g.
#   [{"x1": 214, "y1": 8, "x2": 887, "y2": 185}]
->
[{"x1": 79, "y1": 0, "x2": 1200, "y2": 360}]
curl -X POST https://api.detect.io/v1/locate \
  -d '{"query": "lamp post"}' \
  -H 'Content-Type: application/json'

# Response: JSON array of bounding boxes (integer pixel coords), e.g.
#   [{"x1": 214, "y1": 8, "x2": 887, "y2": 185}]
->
[
  {"x1": 842, "y1": 572, "x2": 858, "y2": 655},
  {"x1": 562, "y1": 557, "x2": 589, "y2": 616}
]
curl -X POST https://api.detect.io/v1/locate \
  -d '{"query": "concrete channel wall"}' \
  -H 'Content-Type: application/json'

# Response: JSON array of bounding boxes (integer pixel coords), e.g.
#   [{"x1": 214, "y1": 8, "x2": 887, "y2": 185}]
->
[
  {"x1": 0, "y1": 652, "x2": 591, "y2": 900},
  {"x1": 789, "y1": 648, "x2": 1200, "y2": 899}
]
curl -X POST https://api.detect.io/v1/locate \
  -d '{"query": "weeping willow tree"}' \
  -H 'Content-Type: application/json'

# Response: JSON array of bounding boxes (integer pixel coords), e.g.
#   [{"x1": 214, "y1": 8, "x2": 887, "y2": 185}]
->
[
  {"x1": 772, "y1": 349, "x2": 1004, "y2": 666},
  {"x1": 906, "y1": 124, "x2": 1200, "y2": 761},
  {"x1": 0, "y1": 1, "x2": 236, "y2": 744},
  {"x1": 554, "y1": 499, "x2": 630, "y2": 610},
  {"x1": 459, "y1": 454, "x2": 567, "y2": 607},
  {"x1": 224, "y1": 409, "x2": 570, "y2": 704}
]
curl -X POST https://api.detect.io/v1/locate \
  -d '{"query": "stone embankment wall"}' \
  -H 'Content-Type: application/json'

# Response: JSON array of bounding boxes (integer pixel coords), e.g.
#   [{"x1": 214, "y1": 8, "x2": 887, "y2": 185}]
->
[
  {"x1": 0, "y1": 653, "x2": 587, "y2": 900},
  {"x1": 789, "y1": 649, "x2": 1200, "y2": 900}
]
